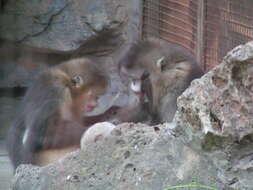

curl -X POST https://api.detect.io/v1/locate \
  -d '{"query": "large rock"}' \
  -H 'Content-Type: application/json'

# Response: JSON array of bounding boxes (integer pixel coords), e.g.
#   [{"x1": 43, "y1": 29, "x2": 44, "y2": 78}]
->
[
  {"x1": 174, "y1": 41, "x2": 253, "y2": 189},
  {"x1": 176, "y1": 41, "x2": 253, "y2": 140},
  {"x1": 0, "y1": 0, "x2": 141, "y2": 50},
  {"x1": 12, "y1": 123, "x2": 227, "y2": 190}
]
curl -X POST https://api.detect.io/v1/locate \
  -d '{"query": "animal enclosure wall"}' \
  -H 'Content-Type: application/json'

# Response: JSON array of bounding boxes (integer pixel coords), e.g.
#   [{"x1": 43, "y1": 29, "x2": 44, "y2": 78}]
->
[{"x1": 142, "y1": 0, "x2": 253, "y2": 71}]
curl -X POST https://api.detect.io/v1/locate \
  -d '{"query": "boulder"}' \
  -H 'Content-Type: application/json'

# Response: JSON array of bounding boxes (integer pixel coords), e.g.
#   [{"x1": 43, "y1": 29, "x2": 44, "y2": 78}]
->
[
  {"x1": 0, "y1": 0, "x2": 141, "y2": 50},
  {"x1": 176, "y1": 41, "x2": 253, "y2": 140},
  {"x1": 11, "y1": 123, "x2": 227, "y2": 190},
  {"x1": 174, "y1": 41, "x2": 253, "y2": 189}
]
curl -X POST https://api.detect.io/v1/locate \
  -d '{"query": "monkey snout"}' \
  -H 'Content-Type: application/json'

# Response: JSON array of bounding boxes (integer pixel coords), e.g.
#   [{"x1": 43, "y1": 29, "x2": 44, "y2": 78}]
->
[{"x1": 86, "y1": 105, "x2": 96, "y2": 112}]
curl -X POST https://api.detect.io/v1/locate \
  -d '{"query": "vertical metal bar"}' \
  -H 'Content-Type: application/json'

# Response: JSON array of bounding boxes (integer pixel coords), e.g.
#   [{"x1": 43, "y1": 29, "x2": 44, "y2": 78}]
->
[
  {"x1": 196, "y1": 0, "x2": 205, "y2": 70},
  {"x1": 137, "y1": 0, "x2": 145, "y2": 40}
]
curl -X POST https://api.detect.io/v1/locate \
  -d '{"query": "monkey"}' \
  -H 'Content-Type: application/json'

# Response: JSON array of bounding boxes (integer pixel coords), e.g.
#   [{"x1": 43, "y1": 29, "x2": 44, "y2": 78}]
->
[
  {"x1": 119, "y1": 37, "x2": 204, "y2": 124},
  {"x1": 6, "y1": 57, "x2": 119, "y2": 169}
]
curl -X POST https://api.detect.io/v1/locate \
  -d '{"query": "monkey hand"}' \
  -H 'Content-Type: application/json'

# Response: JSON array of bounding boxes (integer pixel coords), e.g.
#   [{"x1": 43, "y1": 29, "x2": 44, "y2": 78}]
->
[{"x1": 103, "y1": 106, "x2": 121, "y2": 118}]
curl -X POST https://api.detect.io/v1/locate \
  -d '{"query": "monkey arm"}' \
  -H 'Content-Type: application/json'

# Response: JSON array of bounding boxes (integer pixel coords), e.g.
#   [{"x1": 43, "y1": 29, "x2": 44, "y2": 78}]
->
[
  {"x1": 42, "y1": 106, "x2": 120, "y2": 149},
  {"x1": 107, "y1": 102, "x2": 152, "y2": 124},
  {"x1": 41, "y1": 119, "x2": 87, "y2": 149},
  {"x1": 83, "y1": 106, "x2": 121, "y2": 126},
  {"x1": 84, "y1": 102, "x2": 151, "y2": 125}
]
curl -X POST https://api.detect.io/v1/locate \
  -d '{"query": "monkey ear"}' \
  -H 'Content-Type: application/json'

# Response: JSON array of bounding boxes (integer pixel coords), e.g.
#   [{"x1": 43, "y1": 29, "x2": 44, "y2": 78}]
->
[
  {"x1": 71, "y1": 75, "x2": 84, "y2": 88},
  {"x1": 156, "y1": 56, "x2": 165, "y2": 72}
]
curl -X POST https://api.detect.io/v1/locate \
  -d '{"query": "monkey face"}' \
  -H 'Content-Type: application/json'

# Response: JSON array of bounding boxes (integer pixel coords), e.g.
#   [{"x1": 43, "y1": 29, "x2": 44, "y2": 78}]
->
[
  {"x1": 83, "y1": 89, "x2": 99, "y2": 113},
  {"x1": 130, "y1": 69, "x2": 150, "y2": 96},
  {"x1": 120, "y1": 65, "x2": 150, "y2": 97},
  {"x1": 71, "y1": 86, "x2": 106, "y2": 117}
]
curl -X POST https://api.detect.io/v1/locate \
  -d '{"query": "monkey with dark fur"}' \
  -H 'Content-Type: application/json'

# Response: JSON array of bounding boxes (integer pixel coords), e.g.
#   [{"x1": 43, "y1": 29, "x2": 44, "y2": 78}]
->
[
  {"x1": 119, "y1": 37, "x2": 204, "y2": 124},
  {"x1": 7, "y1": 57, "x2": 118, "y2": 169}
]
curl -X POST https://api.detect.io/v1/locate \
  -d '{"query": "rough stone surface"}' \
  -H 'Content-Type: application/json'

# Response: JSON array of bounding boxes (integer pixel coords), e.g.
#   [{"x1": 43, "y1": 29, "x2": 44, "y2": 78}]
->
[
  {"x1": 174, "y1": 41, "x2": 253, "y2": 190},
  {"x1": 11, "y1": 123, "x2": 227, "y2": 190},
  {"x1": 176, "y1": 41, "x2": 253, "y2": 140},
  {"x1": 10, "y1": 41, "x2": 253, "y2": 190},
  {"x1": 0, "y1": 0, "x2": 141, "y2": 50}
]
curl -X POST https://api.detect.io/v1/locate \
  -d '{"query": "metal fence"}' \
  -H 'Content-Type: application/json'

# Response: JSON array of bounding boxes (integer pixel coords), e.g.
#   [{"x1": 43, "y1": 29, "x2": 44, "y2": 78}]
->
[{"x1": 142, "y1": 0, "x2": 253, "y2": 71}]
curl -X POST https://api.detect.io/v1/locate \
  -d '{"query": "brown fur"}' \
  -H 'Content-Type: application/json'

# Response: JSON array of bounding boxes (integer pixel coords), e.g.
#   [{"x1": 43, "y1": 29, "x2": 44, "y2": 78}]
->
[
  {"x1": 6, "y1": 57, "x2": 117, "y2": 169},
  {"x1": 119, "y1": 37, "x2": 204, "y2": 123}
]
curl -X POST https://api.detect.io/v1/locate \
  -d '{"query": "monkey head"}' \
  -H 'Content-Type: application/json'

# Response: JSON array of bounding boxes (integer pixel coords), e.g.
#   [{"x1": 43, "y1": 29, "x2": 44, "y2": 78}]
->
[
  {"x1": 117, "y1": 38, "x2": 203, "y2": 124},
  {"x1": 119, "y1": 45, "x2": 168, "y2": 108},
  {"x1": 57, "y1": 58, "x2": 108, "y2": 118},
  {"x1": 118, "y1": 41, "x2": 181, "y2": 117},
  {"x1": 119, "y1": 44, "x2": 153, "y2": 97}
]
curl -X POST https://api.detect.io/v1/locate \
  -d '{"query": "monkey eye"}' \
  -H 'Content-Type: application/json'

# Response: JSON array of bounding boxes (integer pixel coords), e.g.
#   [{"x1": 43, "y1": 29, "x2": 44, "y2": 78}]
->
[{"x1": 71, "y1": 75, "x2": 83, "y2": 87}]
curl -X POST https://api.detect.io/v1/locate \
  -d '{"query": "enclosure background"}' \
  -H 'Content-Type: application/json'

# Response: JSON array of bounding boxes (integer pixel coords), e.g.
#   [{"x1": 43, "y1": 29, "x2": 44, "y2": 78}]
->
[{"x1": 143, "y1": 0, "x2": 253, "y2": 71}]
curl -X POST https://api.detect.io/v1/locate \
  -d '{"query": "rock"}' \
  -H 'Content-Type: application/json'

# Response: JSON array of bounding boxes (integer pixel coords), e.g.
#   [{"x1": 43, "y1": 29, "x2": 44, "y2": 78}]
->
[
  {"x1": 0, "y1": 62, "x2": 45, "y2": 88},
  {"x1": 175, "y1": 40, "x2": 253, "y2": 141},
  {"x1": 0, "y1": 0, "x2": 141, "y2": 51},
  {"x1": 0, "y1": 40, "x2": 72, "y2": 87},
  {"x1": 11, "y1": 123, "x2": 227, "y2": 190},
  {"x1": 174, "y1": 41, "x2": 253, "y2": 190}
]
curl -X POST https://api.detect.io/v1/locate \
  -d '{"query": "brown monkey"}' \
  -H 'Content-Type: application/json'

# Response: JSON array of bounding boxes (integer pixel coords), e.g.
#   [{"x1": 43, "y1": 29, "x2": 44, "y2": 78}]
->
[
  {"x1": 119, "y1": 37, "x2": 204, "y2": 124},
  {"x1": 6, "y1": 57, "x2": 118, "y2": 169}
]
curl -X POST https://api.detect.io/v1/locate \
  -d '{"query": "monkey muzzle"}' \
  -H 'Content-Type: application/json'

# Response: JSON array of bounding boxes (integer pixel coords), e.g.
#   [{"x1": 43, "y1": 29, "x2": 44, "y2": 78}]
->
[
  {"x1": 86, "y1": 105, "x2": 96, "y2": 112},
  {"x1": 130, "y1": 80, "x2": 144, "y2": 97}
]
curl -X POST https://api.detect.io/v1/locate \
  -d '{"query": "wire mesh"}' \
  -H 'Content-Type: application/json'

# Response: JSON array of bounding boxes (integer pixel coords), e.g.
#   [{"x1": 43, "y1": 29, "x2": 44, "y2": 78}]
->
[
  {"x1": 204, "y1": 0, "x2": 253, "y2": 71},
  {"x1": 143, "y1": 0, "x2": 198, "y2": 53},
  {"x1": 142, "y1": 0, "x2": 253, "y2": 72}
]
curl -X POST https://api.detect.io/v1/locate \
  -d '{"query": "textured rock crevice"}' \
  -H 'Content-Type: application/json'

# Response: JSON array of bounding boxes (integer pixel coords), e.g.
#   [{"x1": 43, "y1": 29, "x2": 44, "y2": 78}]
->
[{"x1": 0, "y1": 0, "x2": 140, "y2": 50}]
